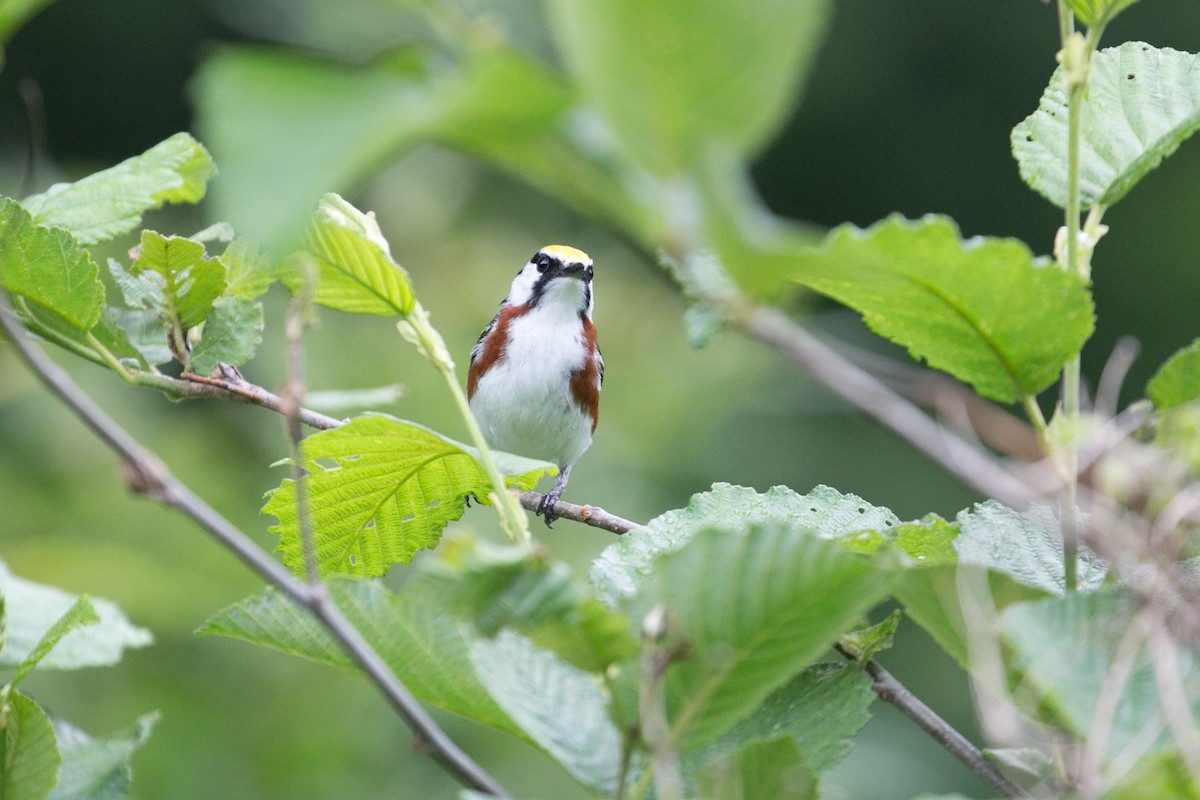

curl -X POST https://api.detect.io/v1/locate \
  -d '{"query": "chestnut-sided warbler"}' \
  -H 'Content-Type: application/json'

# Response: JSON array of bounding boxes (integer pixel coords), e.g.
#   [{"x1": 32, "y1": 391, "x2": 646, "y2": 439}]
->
[{"x1": 468, "y1": 245, "x2": 603, "y2": 525}]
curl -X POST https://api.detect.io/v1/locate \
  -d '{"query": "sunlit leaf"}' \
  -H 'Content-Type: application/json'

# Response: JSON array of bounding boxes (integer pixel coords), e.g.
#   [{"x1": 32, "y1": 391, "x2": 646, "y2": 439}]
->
[
  {"x1": 1013, "y1": 43, "x2": 1200, "y2": 209},
  {"x1": 264, "y1": 414, "x2": 554, "y2": 576},
  {"x1": 780, "y1": 215, "x2": 1094, "y2": 403},
  {"x1": 22, "y1": 132, "x2": 215, "y2": 245},
  {"x1": 0, "y1": 198, "x2": 105, "y2": 331},
  {"x1": 220, "y1": 239, "x2": 276, "y2": 300},
  {"x1": 49, "y1": 714, "x2": 158, "y2": 800},
  {"x1": 186, "y1": 296, "x2": 263, "y2": 375},
  {"x1": 1062, "y1": 0, "x2": 1144, "y2": 32},
  {"x1": 1147, "y1": 338, "x2": 1200, "y2": 409}
]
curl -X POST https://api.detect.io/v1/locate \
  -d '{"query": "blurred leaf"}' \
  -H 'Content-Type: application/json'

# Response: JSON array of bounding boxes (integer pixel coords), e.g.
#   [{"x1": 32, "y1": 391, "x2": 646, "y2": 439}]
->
[
  {"x1": 2, "y1": 693, "x2": 59, "y2": 800},
  {"x1": 186, "y1": 296, "x2": 263, "y2": 375},
  {"x1": 1147, "y1": 338, "x2": 1200, "y2": 409},
  {"x1": 471, "y1": 631, "x2": 622, "y2": 796},
  {"x1": 1000, "y1": 588, "x2": 1183, "y2": 756},
  {"x1": 780, "y1": 215, "x2": 1094, "y2": 403},
  {"x1": 219, "y1": 239, "x2": 276, "y2": 299},
  {"x1": 0, "y1": 198, "x2": 104, "y2": 331},
  {"x1": 956, "y1": 501, "x2": 1106, "y2": 594},
  {"x1": 288, "y1": 193, "x2": 416, "y2": 317},
  {"x1": 199, "y1": 577, "x2": 522, "y2": 736},
  {"x1": 1063, "y1": 0, "x2": 1142, "y2": 26},
  {"x1": 106, "y1": 308, "x2": 170, "y2": 367},
  {"x1": 133, "y1": 231, "x2": 226, "y2": 331},
  {"x1": 591, "y1": 483, "x2": 899, "y2": 606},
  {"x1": 0, "y1": 0, "x2": 56, "y2": 52},
  {"x1": 10, "y1": 596, "x2": 99, "y2": 689},
  {"x1": 22, "y1": 133, "x2": 214, "y2": 245},
  {"x1": 1105, "y1": 748, "x2": 1199, "y2": 799},
  {"x1": 983, "y1": 747, "x2": 1055, "y2": 789},
  {"x1": 633, "y1": 524, "x2": 890, "y2": 745},
  {"x1": 1013, "y1": 43, "x2": 1200, "y2": 209},
  {"x1": 304, "y1": 384, "x2": 405, "y2": 413},
  {"x1": 696, "y1": 737, "x2": 818, "y2": 800},
  {"x1": 690, "y1": 661, "x2": 875, "y2": 780},
  {"x1": 546, "y1": 0, "x2": 829, "y2": 173},
  {"x1": 839, "y1": 610, "x2": 900, "y2": 662},
  {"x1": 49, "y1": 714, "x2": 157, "y2": 800},
  {"x1": 423, "y1": 538, "x2": 637, "y2": 672},
  {"x1": 0, "y1": 561, "x2": 152, "y2": 671},
  {"x1": 264, "y1": 414, "x2": 555, "y2": 576}
]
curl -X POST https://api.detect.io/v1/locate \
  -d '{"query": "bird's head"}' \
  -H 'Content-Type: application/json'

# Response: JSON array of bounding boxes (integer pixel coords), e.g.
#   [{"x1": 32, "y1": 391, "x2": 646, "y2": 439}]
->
[{"x1": 505, "y1": 245, "x2": 594, "y2": 317}]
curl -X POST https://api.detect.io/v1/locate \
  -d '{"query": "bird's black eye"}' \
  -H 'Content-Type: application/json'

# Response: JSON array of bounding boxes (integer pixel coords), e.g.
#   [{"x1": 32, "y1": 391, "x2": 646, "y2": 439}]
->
[{"x1": 535, "y1": 255, "x2": 551, "y2": 274}]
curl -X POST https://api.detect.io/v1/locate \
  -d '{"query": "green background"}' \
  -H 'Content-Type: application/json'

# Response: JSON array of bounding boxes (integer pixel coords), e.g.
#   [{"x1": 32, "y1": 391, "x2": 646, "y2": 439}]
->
[{"x1": 1, "y1": 1, "x2": 1198, "y2": 798}]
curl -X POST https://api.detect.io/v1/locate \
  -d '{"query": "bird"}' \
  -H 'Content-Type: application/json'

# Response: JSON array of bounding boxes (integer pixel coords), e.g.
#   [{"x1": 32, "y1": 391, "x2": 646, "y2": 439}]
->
[{"x1": 467, "y1": 245, "x2": 603, "y2": 526}]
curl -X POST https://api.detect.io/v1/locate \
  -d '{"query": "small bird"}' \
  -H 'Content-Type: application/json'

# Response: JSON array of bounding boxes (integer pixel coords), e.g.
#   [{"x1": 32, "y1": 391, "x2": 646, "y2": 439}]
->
[{"x1": 468, "y1": 245, "x2": 603, "y2": 526}]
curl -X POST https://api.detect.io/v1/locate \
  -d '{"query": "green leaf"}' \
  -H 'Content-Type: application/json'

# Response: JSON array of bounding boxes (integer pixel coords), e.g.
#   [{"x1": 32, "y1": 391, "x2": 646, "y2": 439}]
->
[
  {"x1": 1105, "y1": 749, "x2": 1199, "y2": 800},
  {"x1": 422, "y1": 537, "x2": 637, "y2": 672},
  {"x1": 1013, "y1": 43, "x2": 1200, "y2": 209},
  {"x1": 0, "y1": 198, "x2": 105, "y2": 331},
  {"x1": 10, "y1": 596, "x2": 99, "y2": 689},
  {"x1": 634, "y1": 524, "x2": 890, "y2": 745},
  {"x1": 1000, "y1": 588, "x2": 1185, "y2": 757},
  {"x1": 199, "y1": 577, "x2": 522, "y2": 737},
  {"x1": 0, "y1": 561, "x2": 152, "y2": 671},
  {"x1": 470, "y1": 631, "x2": 622, "y2": 796},
  {"x1": 956, "y1": 501, "x2": 1106, "y2": 594},
  {"x1": 0, "y1": 0, "x2": 56, "y2": 53},
  {"x1": 1148, "y1": 338, "x2": 1200, "y2": 409},
  {"x1": 2, "y1": 693, "x2": 60, "y2": 800},
  {"x1": 288, "y1": 193, "x2": 416, "y2": 317},
  {"x1": 546, "y1": 0, "x2": 830, "y2": 173},
  {"x1": 22, "y1": 133, "x2": 215, "y2": 245},
  {"x1": 696, "y1": 737, "x2": 818, "y2": 800},
  {"x1": 591, "y1": 483, "x2": 899, "y2": 607},
  {"x1": 133, "y1": 231, "x2": 226, "y2": 331},
  {"x1": 264, "y1": 414, "x2": 554, "y2": 577},
  {"x1": 13, "y1": 299, "x2": 142, "y2": 370},
  {"x1": 106, "y1": 308, "x2": 170, "y2": 367},
  {"x1": 1063, "y1": 0, "x2": 1143, "y2": 32},
  {"x1": 49, "y1": 714, "x2": 157, "y2": 800},
  {"x1": 782, "y1": 215, "x2": 1094, "y2": 403},
  {"x1": 838, "y1": 610, "x2": 901, "y2": 662},
  {"x1": 220, "y1": 239, "x2": 276, "y2": 300},
  {"x1": 186, "y1": 296, "x2": 263, "y2": 375}
]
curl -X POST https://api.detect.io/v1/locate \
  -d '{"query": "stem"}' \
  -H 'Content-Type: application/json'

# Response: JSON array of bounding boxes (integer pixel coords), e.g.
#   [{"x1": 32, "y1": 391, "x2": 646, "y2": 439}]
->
[
  {"x1": 84, "y1": 330, "x2": 136, "y2": 384},
  {"x1": 0, "y1": 293, "x2": 511, "y2": 799},
  {"x1": 639, "y1": 606, "x2": 685, "y2": 800},
  {"x1": 282, "y1": 292, "x2": 321, "y2": 585}
]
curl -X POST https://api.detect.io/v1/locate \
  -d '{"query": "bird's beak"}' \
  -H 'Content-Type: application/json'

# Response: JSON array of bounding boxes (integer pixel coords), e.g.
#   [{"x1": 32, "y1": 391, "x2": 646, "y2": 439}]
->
[{"x1": 560, "y1": 262, "x2": 591, "y2": 282}]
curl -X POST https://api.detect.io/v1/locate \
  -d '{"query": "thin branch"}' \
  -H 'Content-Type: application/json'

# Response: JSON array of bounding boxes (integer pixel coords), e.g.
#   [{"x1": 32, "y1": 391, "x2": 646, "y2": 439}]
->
[
  {"x1": 518, "y1": 492, "x2": 638, "y2": 534},
  {"x1": 0, "y1": 294, "x2": 511, "y2": 799},
  {"x1": 839, "y1": 646, "x2": 1032, "y2": 799}
]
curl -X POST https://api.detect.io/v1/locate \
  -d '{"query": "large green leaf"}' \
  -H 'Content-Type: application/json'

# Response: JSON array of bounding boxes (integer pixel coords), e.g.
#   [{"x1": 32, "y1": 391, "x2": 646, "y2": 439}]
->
[
  {"x1": 1062, "y1": 0, "x2": 1142, "y2": 27},
  {"x1": 198, "y1": 577, "x2": 521, "y2": 737},
  {"x1": 288, "y1": 193, "x2": 416, "y2": 317},
  {"x1": 1147, "y1": 338, "x2": 1200, "y2": 409},
  {"x1": 0, "y1": 198, "x2": 105, "y2": 331},
  {"x1": 265, "y1": 414, "x2": 554, "y2": 577},
  {"x1": 1013, "y1": 43, "x2": 1200, "y2": 209},
  {"x1": 21, "y1": 133, "x2": 214, "y2": 245},
  {"x1": 186, "y1": 296, "x2": 263, "y2": 375},
  {"x1": 2, "y1": 694, "x2": 60, "y2": 800},
  {"x1": 591, "y1": 483, "x2": 899, "y2": 607},
  {"x1": 633, "y1": 524, "x2": 890, "y2": 745},
  {"x1": 49, "y1": 714, "x2": 157, "y2": 800},
  {"x1": 470, "y1": 631, "x2": 623, "y2": 796},
  {"x1": 0, "y1": 561, "x2": 152, "y2": 671},
  {"x1": 780, "y1": 215, "x2": 1094, "y2": 403},
  {"x1": 546, "y1": 0, "x2": 829, "y2": 174}
]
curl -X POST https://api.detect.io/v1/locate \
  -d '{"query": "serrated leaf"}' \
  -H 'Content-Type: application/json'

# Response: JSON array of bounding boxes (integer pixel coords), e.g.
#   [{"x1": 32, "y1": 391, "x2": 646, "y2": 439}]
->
[
  {"x1": 264, "y1": 414, "x2": 554, "y2": 577},
  {"x1": 470, "y1": 631, "x2": 622, "y2": 796},
  {"x1": 133, "y1": 231, "x2": 226, "y2": 331},
  {"x1": 10, "y1": 596, "x2": 99, "y2": 689},
  {"x1": 590, "y1": 483, "x2": 899, "y2": 607},
  {"x1": 220, "y1": 239, "x2": 276, "y2": 299},
  {"x1": 0, "y1": 198, "x2": 105, "y2": 331},
  {"x1": 782, "y1": 215, "x2": 1094, "y2": 403},
  {"x1": 423, "y1": 537, "x2": 637, "y2": 672},
  {"x1": 1000, "y1": 588, "x2": 1187, "y2": 758},
  {"x1": 0, "y1": 561, "x2": 152, "y2": 671},
  {"x1": 956, "y1": 501, "x2": 1106, "y2": 594},
  {"x1": 546, "y1": 0, "x2": 829, "y2": 174},
  {"x1": 198, "y1": 577, "x2": 522, "y2": 737},
  {"x1": 288, "y1": 193, "x2": 416, "y2": 317},
  {"x1": 15, "y1": 300, "x2": 144, "y2": 370},
  {"x1": 697, "y1": 737, "x2": 818, "y2": 800},
  {"x1": 1013, "y1": 43, "x2": 1200, "y2": 209},
  {"x1": 49, "y1": 714, "x2": 157, "y2": 800},
  {"x1": 2, "y1": 693, "x2": 60, "y2": 800},
  {"x1": 21, "y1": 133, "x2": 214, "y2": 245},
  {"x1": 1147, "y1": 338, "x2": 1200, "y2": 409},
  {"x1": 186, "y1": 296, "x2": 263, "y2": 375},
  {"x1": 634, "y1": 524, "x2": 890, "y2": 745}
]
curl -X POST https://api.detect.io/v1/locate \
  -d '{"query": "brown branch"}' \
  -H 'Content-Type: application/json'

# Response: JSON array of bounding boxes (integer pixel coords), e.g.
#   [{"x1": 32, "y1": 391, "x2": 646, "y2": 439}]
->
[
  {"x1": 0, "y1": 295, "x2": 510, "y2": 799},
  {"x1": 519, "y1": 492, "x2": 638, "y2": 534}
]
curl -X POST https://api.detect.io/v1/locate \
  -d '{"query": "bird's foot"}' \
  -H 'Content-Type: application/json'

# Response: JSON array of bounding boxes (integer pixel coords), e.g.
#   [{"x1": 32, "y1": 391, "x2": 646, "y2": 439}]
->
[{"x1": 535, "y1": 490, "x2": 562, "y2": 528}]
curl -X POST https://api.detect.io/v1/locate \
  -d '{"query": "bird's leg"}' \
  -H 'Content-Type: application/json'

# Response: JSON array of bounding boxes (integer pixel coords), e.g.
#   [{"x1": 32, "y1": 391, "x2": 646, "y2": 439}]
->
[{"x1": 536, "y1": 465, "x2": 571, "y2": 527}]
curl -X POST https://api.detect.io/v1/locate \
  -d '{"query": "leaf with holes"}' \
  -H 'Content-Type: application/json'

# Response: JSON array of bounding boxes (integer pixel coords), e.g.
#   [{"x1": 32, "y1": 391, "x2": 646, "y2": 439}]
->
[
  {"x1": 264, "y1": 414, "x2": 554, "y2": 576},
  {"x1": 781, "y1": 215, "x2": 1094, "y2": 403},
  {"x1": 1013, "y1": 43, "x2": 1200, "y2": 209},
  {"x1": 22, "y1": 132, "x2": 214, "y2": 245}
]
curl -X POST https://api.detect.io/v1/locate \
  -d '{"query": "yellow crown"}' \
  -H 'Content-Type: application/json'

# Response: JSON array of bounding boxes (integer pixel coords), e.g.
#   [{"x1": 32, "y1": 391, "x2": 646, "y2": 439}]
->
[{"x1": 540, "y1": 244, "x2": 591, "y2": 264}]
